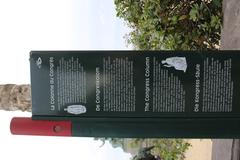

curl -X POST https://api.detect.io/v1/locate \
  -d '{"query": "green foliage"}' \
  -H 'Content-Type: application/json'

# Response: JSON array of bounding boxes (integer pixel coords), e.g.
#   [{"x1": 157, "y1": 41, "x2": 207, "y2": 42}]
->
[
  {"x1": 115, "y1": 0, "x2": 222, "y2": 50},
  {"x1": 95, "y1": 138, "x2": 190, "y2": 160},
  {"x1": 130, "y1": 138, "x2": 190, "y2": 160}
]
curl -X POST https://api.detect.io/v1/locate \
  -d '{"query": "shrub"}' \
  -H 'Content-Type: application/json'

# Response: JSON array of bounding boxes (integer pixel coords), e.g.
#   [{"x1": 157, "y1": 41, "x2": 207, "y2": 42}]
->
[
  {"x1": 95, "y1": 138, "x2": 191, "y2": 160},
  {"x1": 130, "y1": 138, "x2": 191, "y2": 160}
]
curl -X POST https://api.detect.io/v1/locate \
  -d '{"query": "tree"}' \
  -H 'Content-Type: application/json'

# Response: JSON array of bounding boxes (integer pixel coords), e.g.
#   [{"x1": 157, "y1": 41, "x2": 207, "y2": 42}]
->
[
  {"x1": 114, "y1": 0, "x2": 222, "y2": 50},
  {"x1": 0, "y1": 84, "x2": 31, "y2": 111}
]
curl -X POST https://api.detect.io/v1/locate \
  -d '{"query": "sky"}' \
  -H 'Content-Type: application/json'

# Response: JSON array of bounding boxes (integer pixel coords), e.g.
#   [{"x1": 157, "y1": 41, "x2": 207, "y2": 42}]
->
[{"x1": 0, "y1": 0, "x2": 132, "y2": 159}]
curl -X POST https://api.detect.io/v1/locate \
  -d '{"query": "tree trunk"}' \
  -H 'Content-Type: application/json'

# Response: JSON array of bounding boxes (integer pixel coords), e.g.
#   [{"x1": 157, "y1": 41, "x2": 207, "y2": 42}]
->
[{"x1": 0, "y1": 84, "x2": 31, "y2": 111}]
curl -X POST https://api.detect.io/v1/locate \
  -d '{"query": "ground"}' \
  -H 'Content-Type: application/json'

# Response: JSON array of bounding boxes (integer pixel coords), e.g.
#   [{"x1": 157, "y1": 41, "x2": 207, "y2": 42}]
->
[
  {"x1": 221, "y1": 0, "x2": 240, "y2": 49},
  {"x1": 184, "y1": 139, "x2": 212, "y2": 160}
]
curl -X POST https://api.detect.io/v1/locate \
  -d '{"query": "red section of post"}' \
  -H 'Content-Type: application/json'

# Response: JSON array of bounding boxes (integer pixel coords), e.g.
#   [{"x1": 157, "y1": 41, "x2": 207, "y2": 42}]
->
[{"x1": 10, "y1": 117, "x2": 72, "y2": 136}]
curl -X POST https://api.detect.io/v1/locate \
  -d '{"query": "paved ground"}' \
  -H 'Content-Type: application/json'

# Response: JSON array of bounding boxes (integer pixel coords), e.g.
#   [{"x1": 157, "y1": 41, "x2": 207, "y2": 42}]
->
[
  {"x1": 212, "y1": 0, "x2": 240, "y2": 159},
  {"x1": 221, "y1": 0, "x2": 240, "y2": 49},
  {"x1": 212, "y1": 139, "x2": 240, "y2": 160},
  {"x1": 185, "y1": 139, "x2": 212, "y2": 160}
]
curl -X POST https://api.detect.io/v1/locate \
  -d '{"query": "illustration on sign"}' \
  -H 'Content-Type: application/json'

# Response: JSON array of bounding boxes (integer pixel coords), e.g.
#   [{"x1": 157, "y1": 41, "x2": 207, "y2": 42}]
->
[
  {"x1": 161, "y1": 57, "x2": 187, "y2": 72},
  {"x1": 64, "y1": 105, "x2": 87, "y2": 115}
]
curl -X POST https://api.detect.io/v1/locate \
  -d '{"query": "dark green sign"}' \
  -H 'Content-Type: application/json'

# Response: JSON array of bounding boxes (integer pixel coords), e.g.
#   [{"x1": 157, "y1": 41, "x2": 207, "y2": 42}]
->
[{"x1": 29, "y1": 51, "x2": 240, "y2": 138}]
